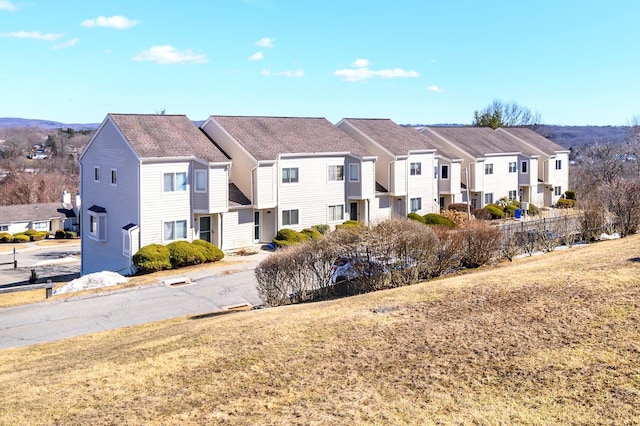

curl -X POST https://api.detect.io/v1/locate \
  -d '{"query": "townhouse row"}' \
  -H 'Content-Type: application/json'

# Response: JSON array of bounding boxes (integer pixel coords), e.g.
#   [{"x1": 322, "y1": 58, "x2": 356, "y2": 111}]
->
[{"x1": 79, "y1": 114, "x2": 569, "y2": 275}]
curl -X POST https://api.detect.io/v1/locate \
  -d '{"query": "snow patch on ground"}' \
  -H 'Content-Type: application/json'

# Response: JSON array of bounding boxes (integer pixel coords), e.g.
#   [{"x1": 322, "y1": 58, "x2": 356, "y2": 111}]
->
[{"x1": 53, "y1": 271, "x2": 128, "y2": 295}]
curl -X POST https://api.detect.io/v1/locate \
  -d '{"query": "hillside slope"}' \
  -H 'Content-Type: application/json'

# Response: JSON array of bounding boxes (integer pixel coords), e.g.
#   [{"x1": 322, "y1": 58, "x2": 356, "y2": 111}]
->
[{"x1": 0, "y1": 235, "x2": 638, "y2": 424}]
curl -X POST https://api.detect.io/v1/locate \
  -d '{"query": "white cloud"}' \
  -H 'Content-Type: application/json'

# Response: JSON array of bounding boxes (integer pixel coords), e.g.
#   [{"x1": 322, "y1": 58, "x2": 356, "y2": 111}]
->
[
  {"x1": 352, "y1": 58, "x2": 370, "y2": 67},
  {"x1": 261, "y1": 68, "x2": 303, "y2": 78},
  {"x1": 0, "y1": 31, "x2": 64, "y2": 41},
  {"x1": 133, "y1": 45, "x2": 208, "y2": 64},
  {"x1": 81, "y1": 16, "x2": 141, "y2": 30},
  {"x1": 255, "y1": 37, "x2": 274, "y2": 48},
  {"x1": 53, "y1": 38, "x2": 80, "y2": 50},
  {"x1": 427, "y1": 85, "x2": 444, "y2": 93},
  {"x1": 334, "y1": 62, "x2": 419, "y2": 82},
  {"x1": 0, "y1": 1, "x2": 16, "y2": 11},
  {"x1": 248, "y1": 51, "x2": 264, "y2": 61}
]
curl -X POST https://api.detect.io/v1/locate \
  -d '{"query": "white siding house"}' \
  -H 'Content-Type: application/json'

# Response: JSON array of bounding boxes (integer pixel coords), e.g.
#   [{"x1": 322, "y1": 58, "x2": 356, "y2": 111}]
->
[
  {"x1": 201, "y1": 116, "x2": 378, "y2": 242},
  {"x1": 336, "y1": 119, "x2": 440, "y2": 216},
  {"x1": 79, "y1": 114, "x2": 231, "y2": 275}
]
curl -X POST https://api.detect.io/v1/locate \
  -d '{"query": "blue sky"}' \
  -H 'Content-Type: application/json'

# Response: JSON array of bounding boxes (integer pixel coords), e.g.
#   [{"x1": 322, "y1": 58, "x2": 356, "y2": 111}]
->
[{"x1": 1, "y1": 0, "x2": 638, "y2": 125}]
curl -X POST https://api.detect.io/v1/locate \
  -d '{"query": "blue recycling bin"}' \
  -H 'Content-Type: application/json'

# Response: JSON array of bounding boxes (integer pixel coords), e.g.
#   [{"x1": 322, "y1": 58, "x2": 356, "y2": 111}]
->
[{"x1": 515, "y1": 208, "x2": 522, "y2": 219}]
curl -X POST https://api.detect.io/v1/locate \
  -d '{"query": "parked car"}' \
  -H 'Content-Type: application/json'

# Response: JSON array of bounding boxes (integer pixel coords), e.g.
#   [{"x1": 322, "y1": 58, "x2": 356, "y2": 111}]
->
[{"x1": 331, "y1": 256, "x2": 387, "y2": 284}]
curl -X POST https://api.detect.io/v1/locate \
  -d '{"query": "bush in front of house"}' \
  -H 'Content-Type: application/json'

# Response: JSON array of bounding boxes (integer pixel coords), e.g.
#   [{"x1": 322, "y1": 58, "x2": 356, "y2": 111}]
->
[
  {"x1": 12, "y1": 234, "x2": 31, "y2": 243},
  {"x1": 167, "y1": 241, "x2": 207, "y2": 268},
  {"x1": 528, "y1": 203, "x2": 539, "y2": 216},
  {"x1": 192, "y1": 239, "x2": 224, "y2": 262},
  {"x1": 407, "y1": 212, "x2": 426, "y2": 223},
  {"x1": 301, "y1": 228, "x2": 323, "y2": 240},
  {"x1": 0, "y1": 232, "x2": 12, "y2": 243},
  {"x1": 557, "y1": 198, "x2": 576, "y2": 208},
  {"x1": 335, "y1": 220, "x2": 365, "y2": 230},
  {"x1": 272, "y1": 228, "x2": 311, "y2": 248},
  {"x1": 565, "y1": 190, "x2": 577, "y2": 200},
  {"x1": 483, "y1": 204, "x2": 505, "y2": 219},
  {"x1": 423, "y1": 213, "x2": 456, "y2": 228},
  {"x1": 311, "y1": 224, "x2": 330, "y2": 235},
  {"x1": 133, "y1": 243, "x2": 171, "y2": 273},
  {"x1": 55, "y1": 230, "x2": 66, "y2": 239},
  {"x1": 65, "y1": 231, "x2": 77, "y2": 238},
  {"x1": 474, "y1": 208, "x2": 493, "y2": 221}
]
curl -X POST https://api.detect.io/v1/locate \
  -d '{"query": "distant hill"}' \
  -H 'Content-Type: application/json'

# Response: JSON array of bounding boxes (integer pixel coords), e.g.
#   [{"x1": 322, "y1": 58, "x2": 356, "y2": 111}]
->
[
  {"x1": 0, "y1": 117, "x2": 99, "y2": 131},
  {"x1": 532, "y1": 125, "x2": 630, "y2": 150},
  {"x1": 410, "y1": 123, "x2": 630, "y2": 150}
]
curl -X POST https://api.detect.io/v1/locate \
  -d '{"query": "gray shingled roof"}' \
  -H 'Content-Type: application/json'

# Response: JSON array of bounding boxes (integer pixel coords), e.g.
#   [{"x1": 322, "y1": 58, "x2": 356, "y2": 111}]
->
[
  {"x1": 424, "y1": 127, "x2": 537, "y2": 158},
  {"x1": 209, "y1": 116, "x2": 371, "y2": 161},
  {"x1": 229, "y1": 183, "x2": 251, "y2": 207},
  {"x1": 109, "y1": 114, "x2": 229, "y2": 163},
  {"x1": 497, "y1": 128, "x2": 569, "y2": 156},
  {"x1": 0, "y1": 202, "x2": 73, "y2": 224},
  {"x1": 341, "y1": 118, "x2": 437, "y2": 156}
]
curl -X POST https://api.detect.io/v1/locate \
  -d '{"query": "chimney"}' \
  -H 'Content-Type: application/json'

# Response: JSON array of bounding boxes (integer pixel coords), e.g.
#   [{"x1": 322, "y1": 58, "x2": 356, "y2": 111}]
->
[
  {"x1": 75, "y1": 192, "x2": 81, "y2": 208},
  {"x1": 62, "y1": 190, "x2": 71, "y2": 205}
]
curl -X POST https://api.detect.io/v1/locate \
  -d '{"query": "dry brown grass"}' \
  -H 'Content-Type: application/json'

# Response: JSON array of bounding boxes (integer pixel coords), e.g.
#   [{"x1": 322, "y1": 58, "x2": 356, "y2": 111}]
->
[{"x1": 1, "y1": 236, "x2": 639, "y2": 425}]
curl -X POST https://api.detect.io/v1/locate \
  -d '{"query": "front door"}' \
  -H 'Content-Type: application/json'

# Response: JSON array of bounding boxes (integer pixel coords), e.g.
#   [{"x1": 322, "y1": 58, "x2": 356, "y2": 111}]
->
[
  {"x1": 254, "y1": 211, "x2": 260, "y2": 241},
  {"x1": 199, "y1": 216, "x2": 211, "y2": 242},
  {"x1": 350, "y1": 202, "x2": 358, "y2": 221}
]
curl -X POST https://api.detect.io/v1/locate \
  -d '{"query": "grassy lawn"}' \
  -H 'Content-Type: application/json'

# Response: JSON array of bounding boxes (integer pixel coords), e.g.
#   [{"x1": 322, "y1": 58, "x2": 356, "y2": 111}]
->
[{"x1": 0, "y1": 236, "x2": 639, "y2": 424}]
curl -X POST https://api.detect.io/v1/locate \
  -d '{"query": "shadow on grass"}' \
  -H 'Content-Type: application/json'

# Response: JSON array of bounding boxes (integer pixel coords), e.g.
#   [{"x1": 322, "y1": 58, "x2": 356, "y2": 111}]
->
[
  {"x1": 629, "y1": 257, "x2": 640, "y2": 263},
  {"x1": 189, "y1": 310, "x2": 240, "y2": 320}
]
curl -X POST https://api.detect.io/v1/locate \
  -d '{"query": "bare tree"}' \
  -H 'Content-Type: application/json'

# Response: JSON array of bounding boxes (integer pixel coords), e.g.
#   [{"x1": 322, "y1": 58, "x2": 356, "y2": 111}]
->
[{"x1": 472, "y1": 100, "x2": 542, "y2": 129}]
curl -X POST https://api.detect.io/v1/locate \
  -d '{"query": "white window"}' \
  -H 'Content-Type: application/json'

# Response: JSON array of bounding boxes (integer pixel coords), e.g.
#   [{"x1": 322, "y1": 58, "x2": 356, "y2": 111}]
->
[
  {"x1": 555, "y1": 160, "x2": 562, "y2": 170},
  {"x1": 521, "y1": 161, "x2": 528, "y2": 173},
  {"x1": 509, "y1": 162, "x2": 517, "y2": 173},
  {"x1": 195, "y1": 170, "x2": 207, "y2": 192},
  {"x1": 349, "y1": 164, "x2": 359, "y2": 181},
  {"x1": 110, "y1": 169, "x2": 117, "y2": 186},
  {"x1": 410, "y1": 162, "x2": 422, "y2": 176},
  {"x1": 484, "y1": 193, "x2": 494, "y2": 205},
  {"x1": 282, "y1": 168, "x2": 298, "y2": 184},
  {"x1": 282, "y1": 209, "x2": 299, "y2": 226},
  {"x1": 508, "y1": 190, "x2": 517, "y2": 200},
  {"x1": 410, "y1": 197, "x2": 422, "y2": 212},
  {"x1": 485, "y1": 163, "x2": 493, "y2": 175},
  {"x1": 163, "y1": 220, "x2": 187, "y2": 241},
  {"x1": 164, "y1": 172, "x2": 187, "y2": 192},
  {"x1": 328, "y1": 165, "x2": 344, "y2": 181},
  {"x1": 554, "y1": 186, "x2": 562, "y2": 196},
  {"x1": 328, "y1": 204, "x2": 344, "y2": 222},
  {"x1": 0, "y1": 225, "x2": 8, "y2": 232},
  {"x1": 33, "y1": 222, "x2": 48, "y2": 230},
  {"x1": 441, "y1": 165, "x2": 449, "y2": 179},
  {"x1": 94, "y1": 167, "x2": 100, "y2": 182},
  {"x1": 87, "y1": 206, "x2": 107, "y2": 242}
]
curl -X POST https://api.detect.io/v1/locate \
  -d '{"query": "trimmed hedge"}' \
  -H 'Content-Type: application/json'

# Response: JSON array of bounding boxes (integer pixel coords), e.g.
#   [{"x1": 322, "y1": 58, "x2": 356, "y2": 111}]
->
[
  {"x1": 423, "y1": 213, "x2": 456, "y2": 228},
  {"x1": 311, "y1": 224, "x2": 330, "y2": 235},
  {"x1": 408, "y1": 212, "x2": 426, "y2": 223},
  {"x1": 0, "y1": 232, "x2": 12, "y2": 243},
  {"x1": 301, "y1": 228, "x2": 322, "y2": 240},
  {"x1": 335, "y1": 220, "x2": 365, "y2": 230},
  {"x1": 272, "y1": 228, "x2": 310, "y2": 248},
  {"x1": 167, "y1": 241, "x2": 207, "y2": 268},
  {"x1": 132, "y1": 244, "x2": 171, "y2": 273},
  {"x1": 192, "y1": 239, "x2": 224, "y2": 262},
  {"x1": 557, "y1": 198, "x2": 576, "y2": 208},
  {"x1": 12, "y1": 234, "x2": 30, "y2": 243},
  {"x1": 483, "y1": 204, "x2": 505, "y2": 219}
]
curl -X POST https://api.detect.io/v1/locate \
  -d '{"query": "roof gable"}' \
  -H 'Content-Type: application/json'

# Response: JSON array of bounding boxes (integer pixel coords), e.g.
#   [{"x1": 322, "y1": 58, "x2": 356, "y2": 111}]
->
[
  {"x1": 424, "y1": 127, "x2": 533, "y2": 158},
  {"x1": 341, "y1": 118, "x2": 437, "y2": 156},
  {"x1": 108, "y1": 114, "x2": 229, "y2": 163},
  {"x1": 497, "y1": 128, "x2": 569, "y2": 156},
  {"x1": 0, "y1": 202, "x2": 73, "y2": 224},
  {"x1": 209, "y1": 116, "x2": 370, "y2": 161}
]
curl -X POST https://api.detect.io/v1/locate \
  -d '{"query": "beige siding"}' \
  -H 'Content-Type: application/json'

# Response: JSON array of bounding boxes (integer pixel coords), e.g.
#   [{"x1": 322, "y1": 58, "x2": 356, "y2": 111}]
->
[
  {"x1": 221, "y1": 209, "x2": 254, "y2": 250},
  {"x1": 482, "y1": 155, "x2": 520, "y2": 205},
  {"x1": 370, "y1": 195, "x2": 392, "y2": 223},
  {"x1": 255, "y1": 164, "x2": 276, "y2": 208},
  {"x1": 407, "y1": 153, "x2": 436, "y2": 214},
  {"x1": 209, "y1": 166, "x2": 229, "y2": 212},
  {"x1": 139, "y1": 162, "x2": 193, "y2": 248},
  {"x1": 361, "y1": 159, "x2": 376, "y2": 199},
  {"x1": 80, "y1": 119, "x2": 141, "y2": 275},
  {"x1": 202, "y1": 120, "x2": 254, "y2": 199},
  {"x1": 390, "y1": 160, "x2": 407, "y2": 195},
  {"x1": 277, "y1": 156, "x2": 349, "y2": 229}
]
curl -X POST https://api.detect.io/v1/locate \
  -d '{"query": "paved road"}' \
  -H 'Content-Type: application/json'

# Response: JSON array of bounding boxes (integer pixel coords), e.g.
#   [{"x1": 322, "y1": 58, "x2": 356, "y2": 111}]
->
[
  {"x1": 0, "y1": 242, "x2": 81, "y2": 286},
  {"x1": 0, "y1": 248, "x2": 270, "y2": 350}
]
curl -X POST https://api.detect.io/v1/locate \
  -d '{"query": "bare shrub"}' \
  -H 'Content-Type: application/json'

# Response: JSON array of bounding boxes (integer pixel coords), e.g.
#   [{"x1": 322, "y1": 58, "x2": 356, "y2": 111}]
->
[
  {"x1": 428, "y1": 226, "x2": 464, "y2": 276},
  {"x1": 499, "y1": 225, "x2": 522, "y2": 261},
  {"x1": 459, "y1": 221, "x2": 502, "y2": 268}
]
